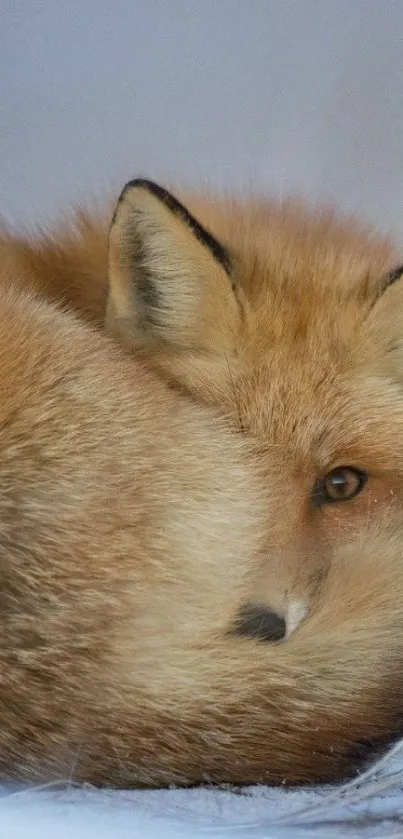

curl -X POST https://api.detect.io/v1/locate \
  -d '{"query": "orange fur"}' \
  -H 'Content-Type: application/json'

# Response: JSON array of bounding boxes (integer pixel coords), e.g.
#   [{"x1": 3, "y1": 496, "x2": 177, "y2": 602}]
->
[{"x1": 1, "y1": 185, "x2": 403, "y2": 786}]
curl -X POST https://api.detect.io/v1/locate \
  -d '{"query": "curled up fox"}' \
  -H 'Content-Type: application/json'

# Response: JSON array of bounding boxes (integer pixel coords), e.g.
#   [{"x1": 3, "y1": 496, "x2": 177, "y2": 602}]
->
[{"x1": 1, "y1": 178, "x2": 403, "y2": 787}]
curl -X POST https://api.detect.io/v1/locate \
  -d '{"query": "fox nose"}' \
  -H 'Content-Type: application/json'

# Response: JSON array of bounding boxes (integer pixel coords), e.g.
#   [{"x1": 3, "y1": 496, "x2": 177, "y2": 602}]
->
[
  {"x1": 233, "y1": 602, "x2": 287, "y2": 642},
  {"x1": 232, "y1": 599, "x2": 309, "y2": 643}
]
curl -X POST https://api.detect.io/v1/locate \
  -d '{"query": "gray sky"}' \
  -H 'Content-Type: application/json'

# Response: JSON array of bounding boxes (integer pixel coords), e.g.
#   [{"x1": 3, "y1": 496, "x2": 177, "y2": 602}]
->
[{"x1": 2, "y1": 1, "x2": 403, "y2": 238}]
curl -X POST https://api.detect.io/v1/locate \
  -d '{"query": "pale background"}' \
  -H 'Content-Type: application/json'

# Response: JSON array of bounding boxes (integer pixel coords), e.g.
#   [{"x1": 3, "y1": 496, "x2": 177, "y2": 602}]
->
[{"x1": 2, "y1": 0, "x2": 403, "y2": 240}]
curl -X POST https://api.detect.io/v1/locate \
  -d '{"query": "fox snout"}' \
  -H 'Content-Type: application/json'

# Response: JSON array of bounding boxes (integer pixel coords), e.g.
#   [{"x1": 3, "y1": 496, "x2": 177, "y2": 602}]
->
[{"x1": 231, "y1": 599, "x2": 309, "y2": 643}]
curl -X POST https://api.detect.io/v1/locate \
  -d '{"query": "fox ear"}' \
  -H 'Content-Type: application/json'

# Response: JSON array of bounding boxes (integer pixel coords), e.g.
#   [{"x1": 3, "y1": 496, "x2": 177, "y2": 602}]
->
[{"x1": 106, "y1": 179, "x2": 241, "y2": 355}]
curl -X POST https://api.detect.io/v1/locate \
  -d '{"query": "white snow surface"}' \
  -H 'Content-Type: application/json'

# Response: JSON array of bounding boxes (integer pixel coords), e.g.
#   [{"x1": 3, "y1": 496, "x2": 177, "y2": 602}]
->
[{"x1": 2, "y1": 741, "x2": 403, "y2": 839}]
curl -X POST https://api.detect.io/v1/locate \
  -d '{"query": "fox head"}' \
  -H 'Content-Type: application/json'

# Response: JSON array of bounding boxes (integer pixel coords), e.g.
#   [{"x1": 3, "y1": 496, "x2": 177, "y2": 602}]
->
[{"x1": 106, "y1": 178, "x2": 403, "y2": 629}]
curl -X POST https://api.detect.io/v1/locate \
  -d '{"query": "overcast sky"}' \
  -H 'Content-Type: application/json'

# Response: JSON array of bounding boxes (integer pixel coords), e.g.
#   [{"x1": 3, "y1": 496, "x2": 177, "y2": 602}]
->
[{"x1": 2, "y1": 1, "x2": 403, "y2": 238}]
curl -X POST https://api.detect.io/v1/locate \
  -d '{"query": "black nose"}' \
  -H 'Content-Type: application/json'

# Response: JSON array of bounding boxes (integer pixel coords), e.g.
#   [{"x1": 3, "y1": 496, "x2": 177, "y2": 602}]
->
[{"x1": 231, "y1": 602, "x2": 287, "y2": 642}]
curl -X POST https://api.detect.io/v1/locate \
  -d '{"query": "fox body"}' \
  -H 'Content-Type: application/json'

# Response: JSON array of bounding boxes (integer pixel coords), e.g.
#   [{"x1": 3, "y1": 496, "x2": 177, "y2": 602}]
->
[{"x1": 1, "y1": 182, "x2": 403, "y2": 785}]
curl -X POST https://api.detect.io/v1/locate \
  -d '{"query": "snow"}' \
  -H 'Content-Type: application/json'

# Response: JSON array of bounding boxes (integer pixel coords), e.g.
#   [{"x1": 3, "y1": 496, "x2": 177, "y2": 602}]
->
[{"x1": 2, "y1": 741, "x2": 403, "y2": 839}]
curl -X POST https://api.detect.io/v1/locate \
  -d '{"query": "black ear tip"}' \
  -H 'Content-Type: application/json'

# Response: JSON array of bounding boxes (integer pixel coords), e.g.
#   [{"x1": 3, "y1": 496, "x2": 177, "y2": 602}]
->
[
  {"x1": 384, "y1": 265, "x2": 403, "y2": 290},
  {"x1": 111, "y1": 178, "x2": 172, "y2": 229},
  {"x1": 118, "y1": 178, "x2": 170, "y2": 206},
  {"x1": 111, "y1": 177, "x2": 232, "y2": 276}
]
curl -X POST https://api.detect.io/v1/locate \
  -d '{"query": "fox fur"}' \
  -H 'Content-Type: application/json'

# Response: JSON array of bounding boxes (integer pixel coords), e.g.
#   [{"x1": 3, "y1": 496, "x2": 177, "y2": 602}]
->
[{"x1": 1, "y1": 181, "x2": 403, "y2": 786}]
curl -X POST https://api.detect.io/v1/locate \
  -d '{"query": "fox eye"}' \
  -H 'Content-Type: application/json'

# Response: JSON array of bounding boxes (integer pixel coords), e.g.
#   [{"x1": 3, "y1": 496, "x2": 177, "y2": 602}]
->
[{"x1": 313, "y1": 467, "x2": 368, "y2": 506}]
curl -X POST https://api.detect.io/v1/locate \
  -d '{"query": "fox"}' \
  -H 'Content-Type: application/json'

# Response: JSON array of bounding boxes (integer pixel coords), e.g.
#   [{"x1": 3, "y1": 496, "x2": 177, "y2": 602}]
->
[{"x1": 1, "y1": 181, "x2": 403, "y2": 787}]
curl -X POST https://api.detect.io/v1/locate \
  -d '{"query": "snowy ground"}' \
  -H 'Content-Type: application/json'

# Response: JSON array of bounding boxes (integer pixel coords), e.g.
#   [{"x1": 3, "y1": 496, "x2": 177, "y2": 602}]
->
[{"x1": 2, "y1": 741, "x2": 403, "y2": 839}]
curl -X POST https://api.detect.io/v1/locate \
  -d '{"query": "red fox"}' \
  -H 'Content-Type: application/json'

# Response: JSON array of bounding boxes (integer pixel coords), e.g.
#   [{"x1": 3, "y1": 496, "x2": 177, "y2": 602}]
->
[{"x1": 1, "y1": 180, "x2": 403, "y2": 786}]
